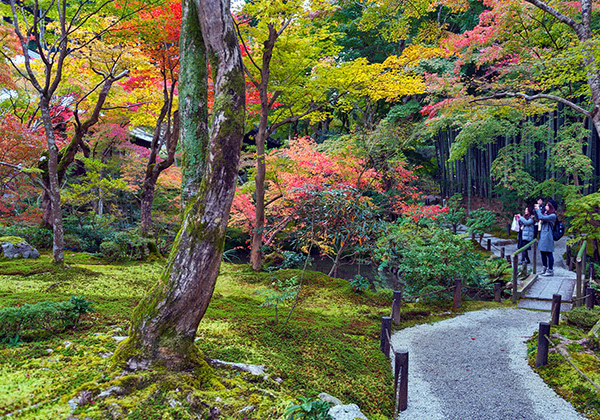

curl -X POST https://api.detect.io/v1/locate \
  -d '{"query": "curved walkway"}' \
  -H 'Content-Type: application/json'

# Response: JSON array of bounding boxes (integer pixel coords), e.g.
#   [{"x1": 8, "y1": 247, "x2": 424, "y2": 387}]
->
[{"x1": 390, "y1": 309, "x2": 584, "y2": 420}]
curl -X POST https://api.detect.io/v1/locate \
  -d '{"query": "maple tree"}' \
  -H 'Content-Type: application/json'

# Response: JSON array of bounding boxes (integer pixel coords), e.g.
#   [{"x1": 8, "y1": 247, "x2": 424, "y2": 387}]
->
[
  {"x1": 235, "y1": 0, "x2": 342, "y2": 270},
  {"x1": 1, "y1": 0, "x2": 144, "y2": 263},
  {"x1": 230, "y1": 136, "x2": 443, "y2": 275},
  {"x1": 116, "y1": 0, "x2": 182, "y2": 235},
  {"x1": 424, "y1": 0, "x2": 600, "y2": 187}
]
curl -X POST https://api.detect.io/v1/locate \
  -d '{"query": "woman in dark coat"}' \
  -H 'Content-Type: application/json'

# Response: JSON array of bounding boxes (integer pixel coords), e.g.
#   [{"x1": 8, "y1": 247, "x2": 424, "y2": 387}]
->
[
  {"x1": 517, "y1": 205, "x2": 535, "y2": 264},
  {"x1": 535, "y1": 201, "x2": 557, "y2": 277}
]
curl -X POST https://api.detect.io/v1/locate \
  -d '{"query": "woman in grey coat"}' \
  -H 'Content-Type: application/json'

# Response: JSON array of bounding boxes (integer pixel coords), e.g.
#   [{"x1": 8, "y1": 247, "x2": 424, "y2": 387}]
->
[
  {"x1": 517, "y1": 205, "x2": 535, "y2": 264},
  {"x1": 535, "y1": 201, "x2": 557, "y2": 276}
]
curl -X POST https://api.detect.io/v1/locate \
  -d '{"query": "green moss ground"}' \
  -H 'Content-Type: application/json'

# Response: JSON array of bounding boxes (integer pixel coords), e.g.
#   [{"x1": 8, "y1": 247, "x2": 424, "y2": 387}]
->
[
  {"x1": 528, "y1": 323, "x2": 600, "y2": 419},
  {"x1": 0, "y1": 252, "x2": 510, "y2": 419}
]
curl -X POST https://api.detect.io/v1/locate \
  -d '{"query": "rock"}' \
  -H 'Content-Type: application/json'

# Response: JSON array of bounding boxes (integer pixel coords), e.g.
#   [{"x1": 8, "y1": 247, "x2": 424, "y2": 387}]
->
[
  {"x1": 97, "y1": 386, "x2": 123, "y2": 399},
  {"x1": 168, "y1": 398, "x2": 182, "y2": 408},
  {"x1": 274, "y1": 377, "x2": 283, "y2": 385},
  {"x1": 328, "y1": 404, "x2": 368, "y2": 420},
  {"x1": 207, "y1": 359, "x2": 266, "y2": 376},
  {"x1": 238, "y1": 406, "x2": 255, "y2": 414},
  {"x1": 64, "y1": 341, "x2": 73, "y2": 349},
  {"x1": 112, "y1": 336, "x2": 128, "y2": 343},
  {"x1": 318, "y1": 392, "x2": 343, "y2": 406},
  {"x1": 0, "y1": 237, "x2": 40, "y2": 259}
]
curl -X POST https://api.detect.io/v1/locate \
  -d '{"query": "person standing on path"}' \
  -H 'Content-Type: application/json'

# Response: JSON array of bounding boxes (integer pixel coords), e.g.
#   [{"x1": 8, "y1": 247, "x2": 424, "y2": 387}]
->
[
  {"x1": 516, "y1": 205, "x2": 535, "y2": 264},
  {"x1": 536, "y1": 200, "x2": 558, "y2": 276}
]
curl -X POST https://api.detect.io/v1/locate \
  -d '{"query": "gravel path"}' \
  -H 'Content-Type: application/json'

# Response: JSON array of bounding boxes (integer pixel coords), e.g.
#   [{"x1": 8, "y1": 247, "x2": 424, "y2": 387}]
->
[{"x1": 390, "y1": 309, "x2": 584, "y2": 420}]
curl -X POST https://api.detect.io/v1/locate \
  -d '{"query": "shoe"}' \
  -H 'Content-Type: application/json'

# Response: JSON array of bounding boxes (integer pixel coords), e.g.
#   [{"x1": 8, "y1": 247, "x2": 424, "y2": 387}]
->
[
  {"x1": 541, "y1": 267, "x2": 547, "y2": 275},
  {"x1": 544, "y1": 269, "x2": 554, "y2": 277}
]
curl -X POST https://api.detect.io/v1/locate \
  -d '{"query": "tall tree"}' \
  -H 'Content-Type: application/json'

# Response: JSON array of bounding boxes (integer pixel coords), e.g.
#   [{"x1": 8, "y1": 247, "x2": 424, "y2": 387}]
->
[
  {"x1": 2, "y1": 0, "x2": 135, "y2": 263},
  {"x1": 114, "y1": 0, "x2": 245, "y2": 370},
  {"x1": 235, "y1": 0, "x2": 340, "y2": 270}
]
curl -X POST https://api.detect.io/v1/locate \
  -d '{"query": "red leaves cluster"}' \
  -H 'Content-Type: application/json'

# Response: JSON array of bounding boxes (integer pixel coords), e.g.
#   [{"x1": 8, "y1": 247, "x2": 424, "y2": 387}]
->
[{"x1": 0, "y1": 115, "x2": 45, "y2": 224}]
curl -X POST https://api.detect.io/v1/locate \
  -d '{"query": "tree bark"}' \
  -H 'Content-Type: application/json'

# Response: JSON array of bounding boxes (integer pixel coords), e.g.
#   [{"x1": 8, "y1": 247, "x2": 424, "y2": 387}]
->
[
  {"x1": 179, "y1": 0, "x2": 209, "y2": 209},
  {"x1": 250, "y1": 25, "x2": 277, "y2": 271},
  {"x1": 114, "y1": 0, "x2": 245, "y2": 372},
  {"x1": 140, "y1": 177, "x2": 158, "y2": 235},
  {"x1": 40, "y1": 98, "x2": 64, "y2": 264}
]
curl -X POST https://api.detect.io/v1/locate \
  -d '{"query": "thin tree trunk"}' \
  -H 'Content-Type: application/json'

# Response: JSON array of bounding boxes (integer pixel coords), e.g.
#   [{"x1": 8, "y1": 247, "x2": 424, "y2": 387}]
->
[
  {"x1": 114, "y1": 0, "x2": 245, "y2": 372},
  {"x1": 250, "y1": 25, "x2": 277, "y2": 271},
  {"x1": 40, "y1": 99, "x2": 64, "y2": 265},
  {"x1": 140, "y1": 177, "x2": 158, "y2": 235}
]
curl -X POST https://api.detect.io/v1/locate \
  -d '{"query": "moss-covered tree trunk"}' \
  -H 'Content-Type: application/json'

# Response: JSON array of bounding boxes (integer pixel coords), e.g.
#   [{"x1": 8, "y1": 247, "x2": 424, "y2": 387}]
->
[
  {"x1": 179, "y1": 0, "x2": 209, "y2": 208},
  {"x1": 114, "y1": 0, "x2": 245, "y2": 371}
]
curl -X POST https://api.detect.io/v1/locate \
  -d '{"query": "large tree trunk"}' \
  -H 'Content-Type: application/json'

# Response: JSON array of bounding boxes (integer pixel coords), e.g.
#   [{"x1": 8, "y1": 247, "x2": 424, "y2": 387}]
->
[
  {"x1": 114, "y1": 0, "x2": 245, "y2": 372},
  {"x1": 179, "y1": 0, "x2": 209, "y2": 209},
  {"x1": 40, "y1": 98, "x2": 64, "y2": 265}
]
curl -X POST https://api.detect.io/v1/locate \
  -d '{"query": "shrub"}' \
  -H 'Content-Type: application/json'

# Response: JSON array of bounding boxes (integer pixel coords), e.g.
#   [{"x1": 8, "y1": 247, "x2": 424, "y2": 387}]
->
[
  {"x1": 349, "y1": 274, "x2": 370, "y2": 292},
  {"x1": 285, "y1": 396, "x2": 332, "y2": 420},
  {"x1": 374, "y1": 221, "x2": 482, "y2": 296},
  {"x1": 0, "y1": 296, "x2": 93, "y2": 342},
  {"x1": 63, "y1": 234, "x2": 83, "y2": 251},
  {"x1": 565, "y1": 307, "x2": 600, "y2": 331},
  {"x1": 465, "y1": 208, "x2": 495, "y2": 243},
  {"x1": 99, "y1": 241, "x2": 124, "y2": 262}
]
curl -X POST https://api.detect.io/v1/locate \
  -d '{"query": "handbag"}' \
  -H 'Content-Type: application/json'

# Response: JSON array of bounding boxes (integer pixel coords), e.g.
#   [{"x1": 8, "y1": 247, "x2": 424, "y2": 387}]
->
[{"x1": 511, "y1": 217, "x2": 520, "y2": 232}]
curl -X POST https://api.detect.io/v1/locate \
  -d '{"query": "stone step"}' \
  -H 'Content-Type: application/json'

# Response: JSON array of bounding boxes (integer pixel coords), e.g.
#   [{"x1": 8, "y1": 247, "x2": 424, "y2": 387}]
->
[
  {"x1": 521, "y1": 275, "x2": 575, "y2": 302},
  {"x1": 517, "y1": 299, "x2": 572, "y2": 312}
]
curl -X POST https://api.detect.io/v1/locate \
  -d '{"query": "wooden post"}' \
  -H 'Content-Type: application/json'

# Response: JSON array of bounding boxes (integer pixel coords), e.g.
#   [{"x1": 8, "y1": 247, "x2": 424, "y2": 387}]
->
[
  {"x1": 536, "y1": 322, "x2": 551, "y2": 367},
  {"x1": 487, "y1": 238, "x2": 491, "y2": 252},
  {"x1": 506, "y1": 255, "x2": 511, "y2": 265},
  {"x1": 506, "y1": 223, "x2": 511, "y2": 237},
  {"x1": 501, "y1": 247, "x2": 505, "y2": 258},
  {"x1": 494, "y1": 282, "x2": 502, "y2": 302},
  {"x1": 380, "y1": 316, "x2": 392, "y2": 357},
  {"x1": 453, "y1": 279, "x2": 462, "y2": 309},
  {"x1": 471, "y1": 232, "x2": 476, "y2": 241},
  {"x1": 587, "y1": 287, "x2": 595, "y2": 309},
  {"x1": 394, "y1": 350, "x2": 409, "y2": 413},
  {"x1": 512, "y1": 254, "x2": 519, "y2": 303},
  {"x1": 532, "y1": 242, "x2": 537, "y2": 274},
  {"x1": 576, "y1": 259, "x2": 583, "y2": 308},
  {"x1": 551, "y1": 294, "x2": 561, "y2": 326},
  {"x1": 392, "y1": 291, "x2": 402, "y2": 326}
]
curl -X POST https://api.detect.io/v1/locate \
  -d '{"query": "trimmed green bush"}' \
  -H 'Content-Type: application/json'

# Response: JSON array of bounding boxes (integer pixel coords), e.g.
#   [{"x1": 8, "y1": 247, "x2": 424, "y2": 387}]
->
[
  {"x1": 564, "y1": 306, "x2": 600, "y2": 331},
  {"x1": 0, "y1": 296, "x2": 93, "y2": 341},
  {"x1": 99, "y1": 241, "x2": 123, "y2": 262}
]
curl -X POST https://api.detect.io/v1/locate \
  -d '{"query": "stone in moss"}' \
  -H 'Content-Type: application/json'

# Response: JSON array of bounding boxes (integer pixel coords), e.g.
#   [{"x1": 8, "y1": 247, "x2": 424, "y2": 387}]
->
[{"x1": 0, "y1": 236, "x2": 40, "y2": 259}]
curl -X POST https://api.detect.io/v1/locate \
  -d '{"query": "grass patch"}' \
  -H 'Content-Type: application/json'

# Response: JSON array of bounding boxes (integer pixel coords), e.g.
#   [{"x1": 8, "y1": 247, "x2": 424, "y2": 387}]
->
[
  {"x1": 0, "y1": 253, "x2": 512, "y2": 419},
  {"x1": 528, "y1": 323, "x2": 600, "y2": 419}
]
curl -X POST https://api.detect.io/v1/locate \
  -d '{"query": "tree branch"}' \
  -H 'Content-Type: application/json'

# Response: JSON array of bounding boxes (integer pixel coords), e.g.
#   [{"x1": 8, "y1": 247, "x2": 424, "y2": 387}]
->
[
  {"x1": 523, "y1": 0, "x2": 582, "y2": 36},
  {"x1": 470, "y1": 92, "x2": 592, "y2": 118}
]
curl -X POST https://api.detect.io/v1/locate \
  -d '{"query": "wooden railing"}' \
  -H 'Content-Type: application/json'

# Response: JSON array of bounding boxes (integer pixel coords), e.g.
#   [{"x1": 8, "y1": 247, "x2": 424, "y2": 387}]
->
[
  {"x1": 511, "y1": 239, "x2": 537, "y2": 303},
  {"x1": 575, "y1": 241, "x2": 587, "y2": 308}
]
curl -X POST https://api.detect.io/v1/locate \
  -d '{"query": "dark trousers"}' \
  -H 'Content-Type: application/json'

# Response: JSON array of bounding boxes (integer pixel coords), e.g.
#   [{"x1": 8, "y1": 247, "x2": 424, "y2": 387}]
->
[
  {"x1": 541, "y1": 251, "x2": 554, "y2": 270},
  {"x1": 518, "y1": 236, "x2": 531, "y2": 263}
]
